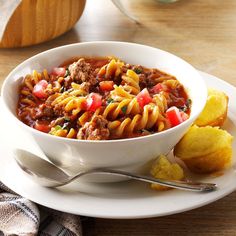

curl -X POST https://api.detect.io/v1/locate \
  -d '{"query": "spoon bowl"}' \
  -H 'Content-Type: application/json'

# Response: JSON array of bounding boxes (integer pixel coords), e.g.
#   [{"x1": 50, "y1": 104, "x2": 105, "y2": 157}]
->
[
  {"x1": 14, "y1": 149, "x2": 69, "y2": 187},
  {"x1": 14, "y1": 149, "x2": 217, "y2": 192}
]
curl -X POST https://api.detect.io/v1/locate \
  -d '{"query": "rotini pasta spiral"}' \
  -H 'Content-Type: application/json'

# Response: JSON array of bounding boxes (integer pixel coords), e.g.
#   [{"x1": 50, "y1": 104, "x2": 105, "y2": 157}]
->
[
  {"x1": 110, "y1": 85, "x2": 135, "y2": 102},
  {"x1": 162, "y1": 79, "x2": 180, "y2": 90},
  {"x1": 77, "y1": 107, "x2": 101, "y2": 126},
  {"x1": 121, "y1": 69, "x2": 140, "y2": 95},
  {"x1": 97, "y1": 59, "x2": 124, "y2": 79},
  {"x1": 153, "y1": 93, "x2": 168, "y2": 113},
  {"x1": 19, "y1": 69, "x2": 64, "y2": 106},
  {"x1": 103, "y1": 98, "x2": 141, "y2": 120},
  {"x1": 70, "y1": 82, "x2": 89, "y2": 96},
  {"x1": 108, "y1": 103, "x2": 164, "y2": 138},
  {"x1": 50, "y1": 126, "x2": 77, "y2": 138},
  {"x1": 50, "y1": 93, "x2": 86, "y2": 116},
  {"x1": 19, "y1": 71, "x2": 42, "y2": 106}
]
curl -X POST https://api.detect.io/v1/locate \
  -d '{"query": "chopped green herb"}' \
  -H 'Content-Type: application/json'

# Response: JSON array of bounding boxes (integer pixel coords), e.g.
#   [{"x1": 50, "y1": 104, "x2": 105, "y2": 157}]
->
[
  {"x1": 186, "y1": 98, "x2": 192, "y2": 107},
  {"x1": 49, "y1": 125, "x2": 62, "y2": 135},
  {"x1": 54, "y1": 125, "x2": 62, "y2": 131},
  {"x1": 180, "y1": 105, "x2": 187, "y2": 112},
  {"x1": 121, "y1": 105, "x2": 127, "y2": 114},
  {"x1": 134, "y1": 68, "x2": 142, "y2": 74},
  {"x1": 64, "y1": 68, "x2": 70, "y2": 77},
  {"x1": 106, "y1": 98, "x2": 114, "y2": 105},
  {"x1": 180, "y1": 99, "x2": 192, "y2": 112},
  {"x1": 59, "y1": 86, "x2": 65, "y2": 93}
]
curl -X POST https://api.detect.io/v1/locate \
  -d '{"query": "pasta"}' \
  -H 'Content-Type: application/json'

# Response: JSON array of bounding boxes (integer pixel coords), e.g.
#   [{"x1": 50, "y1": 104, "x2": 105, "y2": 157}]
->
[
  {"x1": 121, "y1": 69, "x2": 140, "y2": 95},
  {"x1": 110, "y1": 85, "x2": 135, "y2": 102},
  {"x1": 97, "y1": 59, "x2": 123, "y2": 79},
  {"x1": 17, "y1": 56, "x2": 191, "y2": 140},
  {"x1": 108, "y1": 103, "x2": 162, "y2": 138},
  {"x1": 103, "y1": 98, "x2": 141, "y2": 120}
]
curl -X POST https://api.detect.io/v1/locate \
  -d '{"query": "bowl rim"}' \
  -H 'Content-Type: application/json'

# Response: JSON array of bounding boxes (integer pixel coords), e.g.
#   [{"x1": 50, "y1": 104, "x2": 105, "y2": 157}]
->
[{"x1": 1, "y1": 41, "x2": 207, "y2": 144}]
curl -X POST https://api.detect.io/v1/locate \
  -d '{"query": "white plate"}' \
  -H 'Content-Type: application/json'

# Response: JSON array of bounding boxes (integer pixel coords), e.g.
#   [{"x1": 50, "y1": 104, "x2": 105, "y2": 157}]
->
[{"x1": 0, "y1": 71, "x2": 235, "y2": 219}]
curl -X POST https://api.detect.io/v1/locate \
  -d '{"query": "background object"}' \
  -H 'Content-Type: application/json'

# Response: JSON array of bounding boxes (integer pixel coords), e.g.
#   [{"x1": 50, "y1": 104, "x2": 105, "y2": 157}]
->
[
  {"x1": 111, "y1": 0, "x2": 139, "y2": 23},
  {"x1": 158, "y1": 0, "x2": 179, "y2": 3},
  {"x1": 0, "y1": 0, "x2": 86, "y2": 48}
]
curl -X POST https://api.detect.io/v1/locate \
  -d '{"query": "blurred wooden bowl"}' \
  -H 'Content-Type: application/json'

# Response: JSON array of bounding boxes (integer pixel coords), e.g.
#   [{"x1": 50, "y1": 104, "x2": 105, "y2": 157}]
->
[{"x1": 0, "y1": 0, "x2": 86, "y2": 48}]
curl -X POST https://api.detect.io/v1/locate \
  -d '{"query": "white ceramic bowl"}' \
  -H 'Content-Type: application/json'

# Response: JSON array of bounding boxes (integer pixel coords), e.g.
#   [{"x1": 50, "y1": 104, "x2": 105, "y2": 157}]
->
[{"x1": 1, "y1": 41, "x2": 207, "y2": 182}]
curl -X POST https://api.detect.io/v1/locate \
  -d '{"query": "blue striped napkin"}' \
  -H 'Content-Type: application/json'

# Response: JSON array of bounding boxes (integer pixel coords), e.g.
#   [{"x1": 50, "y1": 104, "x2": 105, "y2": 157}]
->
[{"x1": 0, "y1": 182, "x2": 82, "y2": 236}]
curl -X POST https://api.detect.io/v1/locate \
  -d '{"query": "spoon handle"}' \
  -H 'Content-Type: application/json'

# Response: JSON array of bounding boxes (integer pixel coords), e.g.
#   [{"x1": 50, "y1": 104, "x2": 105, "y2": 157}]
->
[{"x1": 66, "y1": 168, "x2": 217, "y2": 192}]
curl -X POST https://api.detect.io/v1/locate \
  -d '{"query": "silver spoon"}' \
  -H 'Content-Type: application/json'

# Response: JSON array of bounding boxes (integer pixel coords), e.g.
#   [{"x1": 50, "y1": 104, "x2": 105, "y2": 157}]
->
[{"x1": 13, "y1": 149, "x2": 217, "y2": 192}]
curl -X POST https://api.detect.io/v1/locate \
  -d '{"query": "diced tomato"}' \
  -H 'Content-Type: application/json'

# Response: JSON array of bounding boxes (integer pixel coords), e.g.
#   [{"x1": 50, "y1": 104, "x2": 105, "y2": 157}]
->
[
  {"x1": 99, "y1": 81, "x2": 114, "y2": 91},
  {"x1": 86, "y1": 93, "x2": 102, "y2": 112},
  {"x1": 32, "y1": 80, "x2": 48, "y2": 99},
  {"x1": 166, "y1": 106, "x2": 184, "y2": 127},
  {"x1": 34, "y1": 121, "x2": 51, "y2": 133},
  {"x1": 137, "y1": 88, "x2": 152, "y2": 108},
  {"x1": 150, "y1": 83, "x2": 163, "y2": 93},
  {"x1": 51, "y1": 67, "x2": 66, "y2": 77}
]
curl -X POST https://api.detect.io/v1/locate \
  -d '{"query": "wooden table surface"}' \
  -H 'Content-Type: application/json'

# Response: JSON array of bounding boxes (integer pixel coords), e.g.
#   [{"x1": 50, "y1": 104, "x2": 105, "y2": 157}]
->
[{"x1": 1, "y1": 0, "x2": 236, "y2": 235}]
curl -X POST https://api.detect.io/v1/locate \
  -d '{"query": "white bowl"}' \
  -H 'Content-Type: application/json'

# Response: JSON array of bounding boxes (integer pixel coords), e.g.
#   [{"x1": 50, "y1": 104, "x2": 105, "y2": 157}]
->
[{"x1": 1, "y1": 41, "x2": 207, "y2": 182}]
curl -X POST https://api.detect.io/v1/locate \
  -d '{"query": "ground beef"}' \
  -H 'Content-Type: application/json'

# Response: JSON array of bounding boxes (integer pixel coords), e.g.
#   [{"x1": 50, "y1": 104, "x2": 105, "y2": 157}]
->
[
  {"x1": 68, "y1": 58, "x2": 97, "y2": 85},
  {"x1": 64, "y1": 76, "x2": 73, "y2": 89},
  {"x1": 32, "y1": 104, "x2": 55, "y2": 119},
  {"x1": 138, "y1": 73, "x2": 148, "y2": 89},
  {"x1": 77, "y1": 115, "x2": 110, "y2": 140}
]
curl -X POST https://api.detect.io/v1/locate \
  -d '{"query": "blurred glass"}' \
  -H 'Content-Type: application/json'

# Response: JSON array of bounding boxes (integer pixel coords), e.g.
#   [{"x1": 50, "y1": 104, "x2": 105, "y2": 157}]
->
[
  {"x1": 111, "y1": 0, "x2": 180, "y2": 24},
  {"x1": 157, "y1": 0, "x2": 179, "y2": 2}
]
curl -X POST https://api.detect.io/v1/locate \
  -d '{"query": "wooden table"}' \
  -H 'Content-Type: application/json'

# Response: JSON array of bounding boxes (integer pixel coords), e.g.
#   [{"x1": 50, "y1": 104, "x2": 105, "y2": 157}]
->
[{"x1": 1, "y1": 0, "x2": 236, "y2": 235}]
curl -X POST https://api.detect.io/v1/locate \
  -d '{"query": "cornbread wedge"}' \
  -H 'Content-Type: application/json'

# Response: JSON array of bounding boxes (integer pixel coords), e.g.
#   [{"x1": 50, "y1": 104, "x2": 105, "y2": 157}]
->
[
  {"x1": 150, "y1": 155, "x2": 184, "y2": 191},
  {"x1": 174, "y1": 125, "x2": 233, "y2": 174},
  {"x1": 194, "y1": 88, "x2": 228, "y2": 127}
]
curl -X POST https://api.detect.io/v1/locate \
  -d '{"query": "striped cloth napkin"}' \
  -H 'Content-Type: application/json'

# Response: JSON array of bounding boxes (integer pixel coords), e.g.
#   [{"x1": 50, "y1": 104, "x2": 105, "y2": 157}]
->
[{"x1": 0, "y1": 182, "x2": 82, "y2": 236}]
